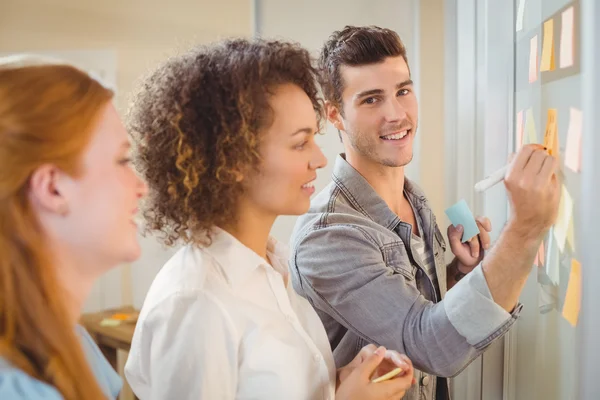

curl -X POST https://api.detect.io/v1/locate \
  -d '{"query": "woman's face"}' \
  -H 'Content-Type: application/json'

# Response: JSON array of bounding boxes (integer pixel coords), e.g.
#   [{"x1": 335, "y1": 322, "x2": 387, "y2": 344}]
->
[
  {"x1": 35, "y1": 103, "x2": 147, "y2": 272},
  {"x1": 243, "y1": 83, "x2": 327, "y2": 218}
]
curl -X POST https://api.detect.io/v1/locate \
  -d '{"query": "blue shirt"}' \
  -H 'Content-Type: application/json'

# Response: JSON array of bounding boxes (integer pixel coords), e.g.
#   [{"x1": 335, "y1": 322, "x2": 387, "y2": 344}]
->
[{"x1": 0, "y1": 325, "x2": 122, "y2": 399}]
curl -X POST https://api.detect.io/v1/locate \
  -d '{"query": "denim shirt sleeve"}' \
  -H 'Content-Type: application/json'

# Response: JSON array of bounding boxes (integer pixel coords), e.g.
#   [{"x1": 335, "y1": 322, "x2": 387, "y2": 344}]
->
[
  {"x1": 292, "y1": 225, "x2": 520, "y2": 377},
  {"x1": 444, "y1": 264, "x2": 522, "y2": 347}
]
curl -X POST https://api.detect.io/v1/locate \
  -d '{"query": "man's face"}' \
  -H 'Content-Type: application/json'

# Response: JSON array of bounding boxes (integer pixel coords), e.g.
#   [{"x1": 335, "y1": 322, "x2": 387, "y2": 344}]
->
[{"x1": 329, "y1": 56, "x2": 418, "y2": 168}]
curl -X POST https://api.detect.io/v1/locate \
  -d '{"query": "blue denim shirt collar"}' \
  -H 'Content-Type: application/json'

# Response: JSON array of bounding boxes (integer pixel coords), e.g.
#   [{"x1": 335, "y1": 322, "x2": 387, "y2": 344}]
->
[{"x1": 331, "y1": 153, "x2": 431, "y2": 232}]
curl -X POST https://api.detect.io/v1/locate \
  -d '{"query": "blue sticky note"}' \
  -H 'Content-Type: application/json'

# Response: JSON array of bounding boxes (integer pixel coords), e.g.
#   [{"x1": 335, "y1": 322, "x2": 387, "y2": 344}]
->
[{"x1": 445, "y1": 199, "x2": 479, "y2": 243}]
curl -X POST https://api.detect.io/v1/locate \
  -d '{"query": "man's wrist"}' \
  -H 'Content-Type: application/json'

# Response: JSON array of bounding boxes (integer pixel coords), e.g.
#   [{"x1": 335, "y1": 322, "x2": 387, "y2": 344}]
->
[
  {"x1": 449, "y1": 258, "x2": 470, "y2": 282},
  {"x1": 504, "y1": 218, "x2": 546, "y2": 247}
]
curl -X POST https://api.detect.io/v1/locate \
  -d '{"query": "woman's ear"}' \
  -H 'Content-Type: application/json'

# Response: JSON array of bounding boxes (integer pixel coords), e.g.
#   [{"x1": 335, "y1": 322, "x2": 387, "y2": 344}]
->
[{"x1": 28, "y1": 164, "x2": 70, "y2": 216}]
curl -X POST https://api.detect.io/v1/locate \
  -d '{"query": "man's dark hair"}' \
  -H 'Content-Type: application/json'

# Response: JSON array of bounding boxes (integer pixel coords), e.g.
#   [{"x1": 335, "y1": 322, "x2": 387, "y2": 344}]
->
[{"x1": 319, "y1": 25, "x2": 409, "y2": 111}]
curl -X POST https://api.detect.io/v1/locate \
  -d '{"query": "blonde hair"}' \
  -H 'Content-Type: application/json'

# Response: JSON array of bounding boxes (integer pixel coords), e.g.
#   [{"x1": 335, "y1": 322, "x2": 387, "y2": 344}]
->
[{"x1": 0, "y1": 55, "x2": 114, "y2": 400}]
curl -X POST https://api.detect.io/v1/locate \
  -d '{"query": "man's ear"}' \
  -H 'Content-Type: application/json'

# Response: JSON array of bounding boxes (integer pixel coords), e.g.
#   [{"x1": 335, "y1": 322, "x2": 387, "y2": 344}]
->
[
  {"x1": 28, "y1": 164, "x2": 70, "y2": 216},
  {"x1": 325, "y1": 100, "x2": 345, "y2": 133}
]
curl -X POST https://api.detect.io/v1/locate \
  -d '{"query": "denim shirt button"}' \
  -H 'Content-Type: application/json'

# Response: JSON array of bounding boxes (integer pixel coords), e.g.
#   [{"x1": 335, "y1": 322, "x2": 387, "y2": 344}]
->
[{"x1": 421, "y1": 375, "x2": 430, "y2": 386}]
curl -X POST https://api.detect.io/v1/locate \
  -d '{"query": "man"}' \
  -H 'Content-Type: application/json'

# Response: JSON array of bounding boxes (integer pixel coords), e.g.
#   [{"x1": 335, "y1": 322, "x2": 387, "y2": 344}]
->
[{"x1": 290, "y1": 26, "x2": 560, "y2": 400}]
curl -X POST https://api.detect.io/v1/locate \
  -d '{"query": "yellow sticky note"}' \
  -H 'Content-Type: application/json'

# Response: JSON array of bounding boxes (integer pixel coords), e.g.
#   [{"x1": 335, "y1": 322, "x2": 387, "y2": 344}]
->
[
  {"x1": 541, "y1": 19, "x2": 556, "y2": 71},
  {"x1": 543, "y1": 109, "x2": 559, "y2": 157},
  {"x1": 529, "y1": 35, "x2": 539, "y2": 82},
  {"x1": 516, "y1": 110, "x2": 524, "y2": 149},
  {"x1": 565, "y1": 107, "x2": 582, "y2": 172},
  {"x1": 100, "y1": 318, "x2": 121, "y2": 327},
  {"x1": 554, "y1": 185, "x2": 573, "y2": 252},
  {"x1": 567, "y1": 217, "x2": 576, "y2": 252},
  {"x1": 560, "y1": 7, "x2": 575, "y2": 68},
  {"x1": 562, "y1": 259, "x2": 582, "y2": 327},
  {"x1": 525, "y1": 109, "x2": 537, "y2": 144}
]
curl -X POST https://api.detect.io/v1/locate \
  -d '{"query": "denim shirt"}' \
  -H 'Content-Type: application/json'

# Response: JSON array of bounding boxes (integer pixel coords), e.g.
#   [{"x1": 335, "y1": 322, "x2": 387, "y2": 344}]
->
[{"x1": 290, "y1": 154, "x2": 522, "y2": 400}]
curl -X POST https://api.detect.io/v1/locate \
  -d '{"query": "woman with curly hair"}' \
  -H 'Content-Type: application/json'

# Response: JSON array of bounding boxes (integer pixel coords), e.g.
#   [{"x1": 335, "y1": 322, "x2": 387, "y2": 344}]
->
[{"x1": 124, "y1": 38, "x2": 415, "y2": 400}]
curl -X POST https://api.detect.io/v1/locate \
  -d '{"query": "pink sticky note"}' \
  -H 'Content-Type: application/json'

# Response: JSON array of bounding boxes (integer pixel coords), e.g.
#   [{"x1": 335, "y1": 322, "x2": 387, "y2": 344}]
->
[
  {"x1": 565, "y1": 107, "x2": 582, "y2": 172},
  {"x1": 535, "y1": 242, "x2": 545, "y2": 267},
  {"x1": 529, "y1": 35, "x2": 538, "y2": 83},
  {"x1": 516, "y1": 111, "x2": 524, "y2": 149},
  {"x1": 560, "y1": 7, "x2": 575, "y2": 68}
]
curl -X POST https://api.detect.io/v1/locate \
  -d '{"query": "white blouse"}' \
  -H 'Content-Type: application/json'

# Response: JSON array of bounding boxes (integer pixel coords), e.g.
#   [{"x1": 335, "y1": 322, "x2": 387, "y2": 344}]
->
[{"x1": 125, "y1": 228, "x2": 336, "y2": 400}]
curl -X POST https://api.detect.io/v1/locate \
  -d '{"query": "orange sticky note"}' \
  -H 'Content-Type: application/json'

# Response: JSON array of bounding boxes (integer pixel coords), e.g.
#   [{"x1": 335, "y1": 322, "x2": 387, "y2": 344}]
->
[
  {"x1": 516, "y1": 110, "x2": 524, "y2": 149},
  {"x1": 560, "y1": 7, "x2": 575, "y2": 68},
  {"x1": 529, "y1": 35, "x2": 539, "y2": 82},
  {"x1": 562, "y1": 259, "x2": 582, "y2": 327},
  {"x1": 540, "y1": 19, "x2": 556, "y2": 71},
  {"x1": 525, "y1": 108, "x2": 537, "y2": 144},
  {"x1": 543, "y1": 109, "x2": 559, "y2": 157},
  {"x1": 565, "y1": 107, "x2": 582, "y2": 172},
  {"x1": 535, "y1": 242, "x2": 545, "y2": 267}
]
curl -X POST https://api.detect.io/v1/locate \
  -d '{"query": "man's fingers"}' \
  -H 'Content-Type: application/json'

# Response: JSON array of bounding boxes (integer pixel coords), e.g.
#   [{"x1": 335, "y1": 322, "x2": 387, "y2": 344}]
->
[
  {"x1": 475, "y1": 217, "x2": 491, "y2": 250},
  {"x1": 468, "y1": 237, "x2": 480, "y2": 258}
]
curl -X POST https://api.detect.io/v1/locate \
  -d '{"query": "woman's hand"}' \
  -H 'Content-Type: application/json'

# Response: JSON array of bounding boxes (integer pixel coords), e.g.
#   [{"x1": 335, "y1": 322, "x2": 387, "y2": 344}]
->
[{"x1": 336, "y1": 345, "x2": 415, "y2": 400}]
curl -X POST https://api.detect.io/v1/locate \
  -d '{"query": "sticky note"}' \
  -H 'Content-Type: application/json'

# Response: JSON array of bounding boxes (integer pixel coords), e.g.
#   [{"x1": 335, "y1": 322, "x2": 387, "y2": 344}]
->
[
  {"x1": 562, "y1": 259, "x2": 582, "y2": 327},
  {"x1": 560, "y1": 7, "x2": 575, "y2": 68},
  {"x1": 567, "y1": 217, "x2": 576, "y2": 252},
  {"x1": 540, "y1": 19, "x2": 556, "y2": 71},
  {"x1": 554, "y1": 185, "x2": 574, "y2": 252},
  {"x1": 100, "y1": 318, "x2": 121, "y2": 327},
  {"x1": 543, "y1": 109, "x2": 559, "y2": 157},
  {"x1": 546, "y1": 232, "x2": 560, "y2": 284},
  {"x1": 565, "y1": 107, "x2": 582, "y2": 172},
  {"x1": 537, "y1": 266, "x2": 555, "y2": 286},
  {"x1": 516, "y1": 0, "x2": 526, "y2": 32},
  {"x1": 529, "y1": 35, "x2": 539, "y2": 83},
  {"x1": 539, "y1": 282, "x2": 558, "y2": 314},
  {"x1": 525, "y1": 109, "x2": 537, "y2": 144},
  {"x1": 516, "y1": 110, "x2": 524, "y2": 149},
  {"x1": 445, "y1": 199, "x2": 479, "y2": 243},
  {"x1": 535, "y1": 241, "x2": 545, "y2": 267}
]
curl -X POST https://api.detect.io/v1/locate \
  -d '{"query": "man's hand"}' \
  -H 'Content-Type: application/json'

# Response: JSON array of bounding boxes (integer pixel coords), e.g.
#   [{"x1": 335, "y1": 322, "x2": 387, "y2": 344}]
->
[
  {"x1": 504, "y1": 145, "x2": 561, "y2": 241},
  {"x1": 447, "y1": 216, "x2": 492, "y2": 273},
  {"x1": 480, "y1": 144, "x2": 561, "y2": 312}
]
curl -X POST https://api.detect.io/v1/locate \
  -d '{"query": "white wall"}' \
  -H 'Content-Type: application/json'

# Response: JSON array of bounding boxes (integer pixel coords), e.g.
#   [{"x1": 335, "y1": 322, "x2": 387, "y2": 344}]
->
[
  {"x1": 256, "y1": 0, "x2": 421, "y2": 244},
  {"x1": 1, "y1": 0, "x2": 449, "y2": 313},
  {"x1": 0, "y1": 0, "x2": 253, "y2": 312}
]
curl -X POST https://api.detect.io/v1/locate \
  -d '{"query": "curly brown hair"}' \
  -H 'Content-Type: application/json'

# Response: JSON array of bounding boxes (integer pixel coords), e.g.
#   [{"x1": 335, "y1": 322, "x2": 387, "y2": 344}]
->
[{"x1": 128, "y1": 38, "x2": 322, "y2": 246}]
